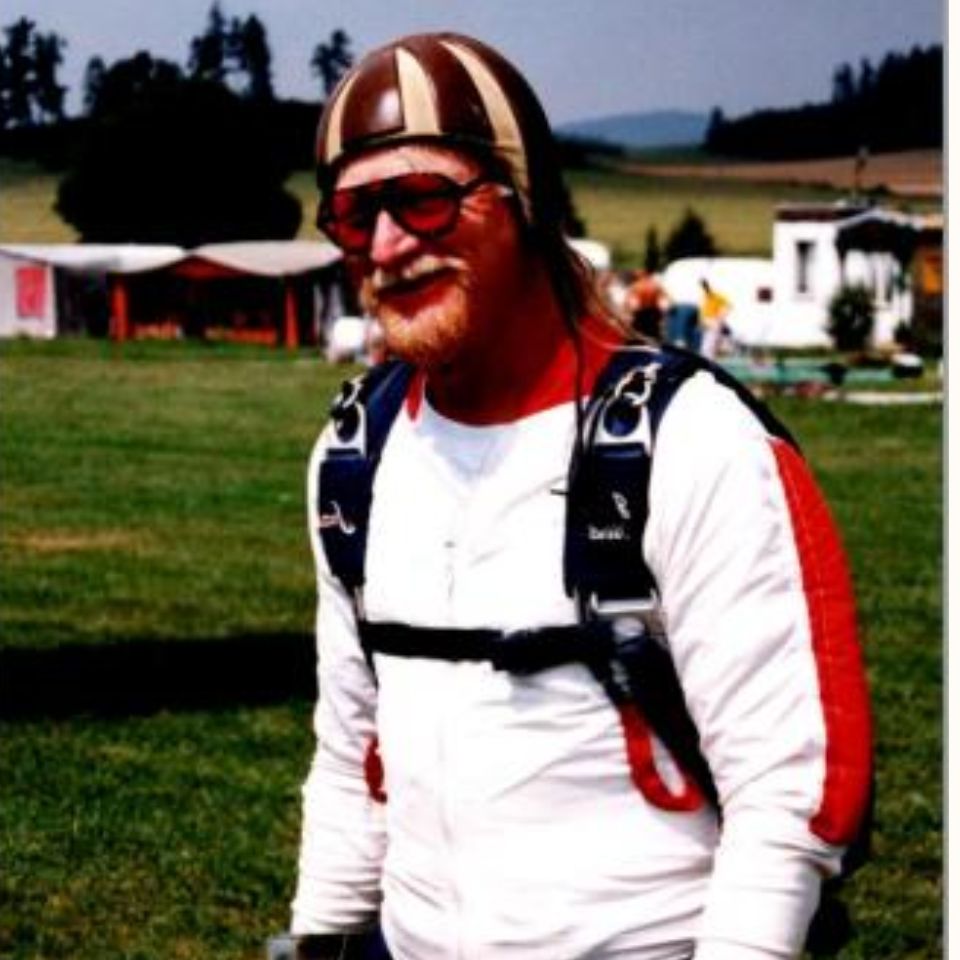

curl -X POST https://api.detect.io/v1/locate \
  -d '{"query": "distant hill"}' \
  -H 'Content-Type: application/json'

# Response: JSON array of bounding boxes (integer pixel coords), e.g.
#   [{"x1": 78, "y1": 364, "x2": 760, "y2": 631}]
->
[{"x1": 558, "y1": 110, "x2": 709, "y2": 149}]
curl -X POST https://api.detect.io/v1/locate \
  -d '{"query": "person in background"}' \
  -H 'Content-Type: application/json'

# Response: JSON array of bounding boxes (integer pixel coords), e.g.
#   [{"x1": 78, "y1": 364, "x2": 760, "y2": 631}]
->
[
  {"x1": 698, "y1": 278, "x2": 732, "y2": 359},
  {"x1": 286, "y1": 31, "x2": 872, "y2": 960},
  {"x1": 665, "y1": 300, "x2": 702, "y2": 352},
  {"x1": 627, "y1": 268, "x2": 670, "y2": 339}
]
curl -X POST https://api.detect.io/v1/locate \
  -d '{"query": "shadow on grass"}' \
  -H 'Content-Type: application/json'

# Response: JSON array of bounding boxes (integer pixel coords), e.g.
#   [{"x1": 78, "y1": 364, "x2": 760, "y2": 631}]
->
[{"x1": 0, "y1": 633, "x2": 316, "y2": 720}]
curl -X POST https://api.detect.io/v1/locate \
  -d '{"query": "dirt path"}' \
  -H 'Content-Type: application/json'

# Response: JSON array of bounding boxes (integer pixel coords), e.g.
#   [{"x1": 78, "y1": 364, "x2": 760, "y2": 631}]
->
[{"x1": 623, "y1": 149, "x2": 942, "y2": 198}]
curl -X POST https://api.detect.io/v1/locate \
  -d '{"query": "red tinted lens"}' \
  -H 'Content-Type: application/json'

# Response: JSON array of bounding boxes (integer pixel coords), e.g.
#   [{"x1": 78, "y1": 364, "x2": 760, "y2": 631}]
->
[
  {"x1": 387, "y1": 173, "x2": 461, "y2": 235},
  {"x1": 317, "y1": 190, "x2": 376, "y2": 252},
  {"x1": 318, "y1": 173, "x2": 478, "y2": 252}
]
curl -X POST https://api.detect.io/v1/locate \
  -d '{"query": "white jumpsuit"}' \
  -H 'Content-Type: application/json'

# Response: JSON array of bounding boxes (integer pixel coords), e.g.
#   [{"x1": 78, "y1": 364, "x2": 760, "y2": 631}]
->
[{"x1": 292, "y1": 361, "x2": 872, "y2": 960}]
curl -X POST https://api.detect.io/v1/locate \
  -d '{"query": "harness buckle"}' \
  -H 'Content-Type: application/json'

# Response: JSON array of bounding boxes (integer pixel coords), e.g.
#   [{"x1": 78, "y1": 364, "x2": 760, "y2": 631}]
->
[
  {"x1": 592, "y1": 363, "x2": 661, "y2": 448},
  {"x1": 329, "y1": 376, "x2": 367, "y2": 451},
  {"x1": 586, "y1": 595, "x2": 666, "y2": 646}
]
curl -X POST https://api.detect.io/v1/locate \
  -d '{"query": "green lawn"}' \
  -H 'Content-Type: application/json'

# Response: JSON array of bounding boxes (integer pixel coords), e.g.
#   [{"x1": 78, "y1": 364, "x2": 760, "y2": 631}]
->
[
  {"x1": 0, "y1": 341, "x2": 943, "y2": 958},
  {"x1": 0, "y1": 158, "x2": 79, "y2": 244}
]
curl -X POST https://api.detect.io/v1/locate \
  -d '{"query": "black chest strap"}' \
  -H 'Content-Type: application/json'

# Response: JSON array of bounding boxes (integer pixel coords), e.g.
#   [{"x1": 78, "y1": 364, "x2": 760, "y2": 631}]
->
[
  {"x1": 360, "y1": 616, "x2": 716, "y2": 806},
  {"x1": 360, "y1": 621, "x2": 606, "y2": 675}
]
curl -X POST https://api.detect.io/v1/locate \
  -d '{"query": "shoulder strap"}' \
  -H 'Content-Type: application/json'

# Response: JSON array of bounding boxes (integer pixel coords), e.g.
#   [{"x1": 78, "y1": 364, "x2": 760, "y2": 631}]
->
[
  {"x1": 564, "y1": 344, "x2": 797, "y2": 615},
  {"x1": 563, "y1": 344, "x2": 688, "y2": 614},
  {"x1": 563, "y1": 344, "x2": 802, "y2": 807},
  {"x1": 317, "y1": 360, "x2": 414, "y2": 605}
]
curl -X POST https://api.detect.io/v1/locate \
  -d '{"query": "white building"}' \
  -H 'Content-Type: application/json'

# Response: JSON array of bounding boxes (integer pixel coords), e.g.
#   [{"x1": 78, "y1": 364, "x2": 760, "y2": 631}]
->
[
  {"x1": 771, "y1": 204, "x2": 918, "y2": 347},
  {"x1": 661, "y1": 204, "x2": 937, "y2": 349}
]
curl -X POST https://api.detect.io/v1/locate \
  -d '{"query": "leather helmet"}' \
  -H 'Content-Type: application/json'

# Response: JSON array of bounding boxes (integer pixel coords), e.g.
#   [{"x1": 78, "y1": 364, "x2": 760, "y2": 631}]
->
[{"x1": 315, "y1": 32, "x2": 564, "y2": 227}]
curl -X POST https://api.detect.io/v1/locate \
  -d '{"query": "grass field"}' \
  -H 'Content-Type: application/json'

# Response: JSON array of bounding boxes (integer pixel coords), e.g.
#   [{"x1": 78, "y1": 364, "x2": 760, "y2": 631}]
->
[
  {"x1": 0, "y1": 159, "x2": 80, "y2": 244},
  {"x1": 0, "y1": 340, "x2": 942, "y2": 959}
]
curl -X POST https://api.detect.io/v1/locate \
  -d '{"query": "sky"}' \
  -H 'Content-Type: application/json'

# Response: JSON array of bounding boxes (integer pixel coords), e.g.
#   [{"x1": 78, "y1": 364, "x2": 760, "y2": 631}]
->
[{"x1": 11, "y1": 0, "x2": 945, "y2": 125}]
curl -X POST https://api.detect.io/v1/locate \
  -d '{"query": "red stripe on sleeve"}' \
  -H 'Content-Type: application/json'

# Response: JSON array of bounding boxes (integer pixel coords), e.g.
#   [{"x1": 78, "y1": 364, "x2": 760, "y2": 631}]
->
[{"x1": 769, "y1": 438, "x2": 873, "y2": 846}]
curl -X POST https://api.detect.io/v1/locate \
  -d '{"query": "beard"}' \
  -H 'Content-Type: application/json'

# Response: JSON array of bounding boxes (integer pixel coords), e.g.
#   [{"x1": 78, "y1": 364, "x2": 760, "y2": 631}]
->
[{"x1": 360, "y1": 255, "x2": 478, "y2": 371}]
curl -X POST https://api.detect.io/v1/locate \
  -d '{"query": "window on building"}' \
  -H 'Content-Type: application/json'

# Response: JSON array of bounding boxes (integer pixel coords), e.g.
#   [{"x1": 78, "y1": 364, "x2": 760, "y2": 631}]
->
[
  {"x1": 795, "y1": 240, "x2": 814, "y2": 295},
  {"x1": 15, "y1": 265, "x2": 47, "y2": 318}
]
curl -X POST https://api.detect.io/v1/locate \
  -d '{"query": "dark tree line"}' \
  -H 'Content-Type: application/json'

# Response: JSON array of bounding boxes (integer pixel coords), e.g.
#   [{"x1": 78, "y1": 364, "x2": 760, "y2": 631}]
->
[
  {"x1": 0, "y1": 5, "x2": 353, "y2": 128},
  {"x1": 704, "y1": 45, "x2": 942, "y2": 160},
  {"x1": 0, "y1": 4, "x2": 358, "y2": 245},
  {"x1": 56, "y1": 73, "x2": 304, "y2": 246},
  {"x1": 0, "y1": 18, "x2": 67, "y2": 129}
]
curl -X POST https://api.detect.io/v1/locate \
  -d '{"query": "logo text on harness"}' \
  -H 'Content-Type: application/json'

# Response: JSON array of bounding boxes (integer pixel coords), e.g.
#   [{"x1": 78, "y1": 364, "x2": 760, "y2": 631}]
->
[
  {"x1": 612, "y1": 491, "x2": 632, "y2": 520},
  {"x1": 318, "y1": 501, "x2": 357, "y2": 535},
  {"x1": 588, "y1": 524, "x2": 629, "y2": 542}
]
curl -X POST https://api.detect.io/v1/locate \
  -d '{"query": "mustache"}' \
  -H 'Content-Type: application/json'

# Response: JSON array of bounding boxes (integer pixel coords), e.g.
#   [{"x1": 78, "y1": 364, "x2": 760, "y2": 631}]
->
[{"x1": 369, "y1": 255, "x2": 467, "y2": 296}]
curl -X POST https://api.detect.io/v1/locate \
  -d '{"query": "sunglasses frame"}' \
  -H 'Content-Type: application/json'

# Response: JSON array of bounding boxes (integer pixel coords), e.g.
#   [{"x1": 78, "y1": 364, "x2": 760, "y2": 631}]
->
[{"x1": 316, "y1": 172, "x2": 511, "y2": 254}]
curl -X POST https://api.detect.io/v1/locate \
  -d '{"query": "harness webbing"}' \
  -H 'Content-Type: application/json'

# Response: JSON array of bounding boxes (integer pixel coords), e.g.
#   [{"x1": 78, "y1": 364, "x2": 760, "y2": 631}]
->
[
  {"x1": 318, "y1": 361, "x2": 414, "y2": 602},
  {"x1": 359, "y1": 616, "x2": 717, "y2": 805},
  {"x1": 360, "y1": 621, "x2": 609, "y2": 674},
  {"x1": 313, "y1": 344, "x2": 866, "y2": 953}
]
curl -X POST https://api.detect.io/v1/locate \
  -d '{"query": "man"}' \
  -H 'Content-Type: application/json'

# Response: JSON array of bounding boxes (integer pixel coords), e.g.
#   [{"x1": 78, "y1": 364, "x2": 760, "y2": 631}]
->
[
  {"x1": 626, "y1": 269, "x2": 669, "y2": 339},
  {"x1": 698, "y1": 279, "x2": 733, "y2": 360},
  {"x1": 290, "y1": 33, "x2": 872, "y2": 960}
]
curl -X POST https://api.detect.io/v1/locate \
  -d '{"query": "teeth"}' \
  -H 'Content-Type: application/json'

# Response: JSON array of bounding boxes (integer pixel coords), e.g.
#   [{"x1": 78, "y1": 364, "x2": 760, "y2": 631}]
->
[{"x1": 374, "y1": 256, "x2": 463, "y2": 294}]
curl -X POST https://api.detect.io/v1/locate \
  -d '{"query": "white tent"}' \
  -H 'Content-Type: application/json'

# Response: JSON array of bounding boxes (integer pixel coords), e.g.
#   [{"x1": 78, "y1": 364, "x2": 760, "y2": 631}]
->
[
  {"x1": 0, "y1": 242, "x2": 343, "y2": 342},
  {"x1": 0, "y1": 244, "x2": 184, "y2": 339},
  {"x1": 189, "y1": 241, "x2": 340, "y2": 277}
]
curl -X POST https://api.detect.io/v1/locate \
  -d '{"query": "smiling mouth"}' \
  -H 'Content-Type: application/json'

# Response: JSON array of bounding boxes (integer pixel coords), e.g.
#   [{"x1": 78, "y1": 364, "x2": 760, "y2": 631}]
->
[{"x1": 376, "y1": 266, "x2": 457, "y2": 302}]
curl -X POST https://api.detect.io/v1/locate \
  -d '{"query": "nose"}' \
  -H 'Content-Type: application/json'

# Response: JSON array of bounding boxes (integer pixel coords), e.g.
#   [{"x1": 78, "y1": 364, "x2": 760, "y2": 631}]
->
[{"x1": 368, "y1": 209, "x2": 419, "y2": 267}]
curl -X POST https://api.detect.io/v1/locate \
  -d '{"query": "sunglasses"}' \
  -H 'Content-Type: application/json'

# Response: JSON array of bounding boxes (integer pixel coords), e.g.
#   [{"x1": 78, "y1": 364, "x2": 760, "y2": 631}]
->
[{"x1": 316, "y1": 172, "x2": 511, "y2": 254}]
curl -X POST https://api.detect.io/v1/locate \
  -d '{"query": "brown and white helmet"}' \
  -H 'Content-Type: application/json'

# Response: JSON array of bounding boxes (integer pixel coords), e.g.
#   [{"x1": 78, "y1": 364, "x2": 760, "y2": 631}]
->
[{"x1": 315, "y1": 32, "x2": 564, "y2": 229}]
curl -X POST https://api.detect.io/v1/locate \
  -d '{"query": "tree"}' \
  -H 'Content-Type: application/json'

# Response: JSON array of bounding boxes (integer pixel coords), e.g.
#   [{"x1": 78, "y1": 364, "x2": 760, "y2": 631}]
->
[
  {"x1": 28, "y1": 30, "x2": 65, "y2": 122},
  {"x1": 189, "y1": 3, "x2": 230, "y2": 86},
  {"x1": 82, "y1": 56, "x2": 107, "y2": 115},
  {"x1": 57, "y1": 78, "x2": 302, "y2": 246},
  {"x1": 663, "y1": 209, "x2": 717, "y2": 263},
  {"x1": 827, "y1": 285, "x2": 874, "y2": 353},
  {"x1": 82, "y1": 52, "x2": 183, "y2": 119},
  {"x1": 642, "y1": 226, "x2": 662, "y2": 273},
  {"x1": 0, "y1": 17, "x2": 67, "y2": 129},
  {"x1": 703, "y1": 44, "x2": 942, "y2": 159},
  {"x1": 232, "y1": 14, "x2": 273, "y2": 100},
  {"x1": 831, "y1": 63, "x2": 856, "y2": 104},
  {"x1": 0, "y1": 18, "x2": 35, "y2": 128},
  {"x1": 703, "y1": 107, "x2": 725, "y2": 148},
  {"x1": 188, "y1": 6, "x2": 275, "y2": 101},
  {"x1": 311, "y1": 29, "x2": 353, "y2": 97},
  {"x1": 856, "y1": 58, "x2": 876, "y2": 99}
]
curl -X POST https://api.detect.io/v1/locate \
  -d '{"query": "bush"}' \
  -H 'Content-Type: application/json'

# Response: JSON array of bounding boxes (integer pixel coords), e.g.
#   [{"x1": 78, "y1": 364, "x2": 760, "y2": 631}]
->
[
  {"x1": 827, "y1": 285, "x2": 875, "y2": 352},
  {"x1": 56, "y1": 79, "x2": 302, "y2": 246},
  {"x1": 664, "y1": 208, "x2": 717, "y2": 262}
]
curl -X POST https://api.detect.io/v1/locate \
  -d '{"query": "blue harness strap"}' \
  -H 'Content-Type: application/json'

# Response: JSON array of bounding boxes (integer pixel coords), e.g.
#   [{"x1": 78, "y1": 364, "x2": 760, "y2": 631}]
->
[
  {"x1": 317, "y1": 360, "x2": 414, "y2": 600},
  {"x1": 564, "y1": 344, "x2": 797, "y2": 614}
]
